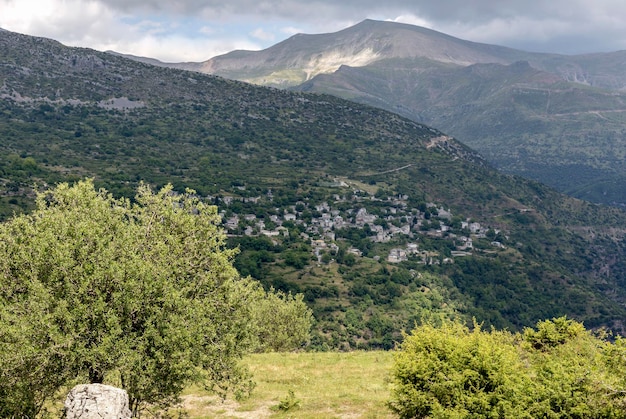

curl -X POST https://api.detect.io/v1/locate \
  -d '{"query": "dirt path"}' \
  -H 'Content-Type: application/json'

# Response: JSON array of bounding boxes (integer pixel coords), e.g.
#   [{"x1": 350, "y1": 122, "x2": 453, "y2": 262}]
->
[{"x1": 181, "y1": 394, "x2": 273, "y2": 418}]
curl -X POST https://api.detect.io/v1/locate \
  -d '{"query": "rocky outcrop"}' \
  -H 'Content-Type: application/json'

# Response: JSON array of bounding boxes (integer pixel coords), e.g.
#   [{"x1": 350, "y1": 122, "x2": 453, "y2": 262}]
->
[{"x1": 64, "y1": 384, "x2": 131, "y2": 419}]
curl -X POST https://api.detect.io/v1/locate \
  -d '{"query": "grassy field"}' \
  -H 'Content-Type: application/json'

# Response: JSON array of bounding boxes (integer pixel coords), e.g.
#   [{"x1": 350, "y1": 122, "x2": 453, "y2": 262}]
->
[{"x1": 179, "y1": 351, "x2": 395, "y2": 418}]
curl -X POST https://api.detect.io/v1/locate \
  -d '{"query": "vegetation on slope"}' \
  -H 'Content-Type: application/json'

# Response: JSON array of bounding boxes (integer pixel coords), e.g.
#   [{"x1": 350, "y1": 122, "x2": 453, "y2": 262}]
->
[
  {"x1": 299, "y1": 58, "x2": 626, "y2": 206},
  {"x1": 2, "y1": 29, "x2": 626, "y2": 349}
]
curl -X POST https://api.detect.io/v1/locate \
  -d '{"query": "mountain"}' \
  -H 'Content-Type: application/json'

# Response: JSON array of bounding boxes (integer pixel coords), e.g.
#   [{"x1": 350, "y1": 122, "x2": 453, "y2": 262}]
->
[
  {"x1": 195, "y1": 19, "x2": 626, "y2": 90},
  {"x1": 177, "y1": 19, "x2": 626, "y2": 207},
  {"x1": 189, "y1": 19, "x2": 533, "y2": 86},
  {"x1": 3, "y1": 29, "x2": 626, "y2": 347},
  {"x1": 106, "y1": 50, "x2": 202, "y2": 72}
]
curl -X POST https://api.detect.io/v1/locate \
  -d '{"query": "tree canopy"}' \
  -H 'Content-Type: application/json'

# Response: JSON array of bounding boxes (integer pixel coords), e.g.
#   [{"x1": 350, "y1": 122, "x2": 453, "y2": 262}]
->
[{"x1": 0, "y1": 179, "x2": 311, "y2": 417}]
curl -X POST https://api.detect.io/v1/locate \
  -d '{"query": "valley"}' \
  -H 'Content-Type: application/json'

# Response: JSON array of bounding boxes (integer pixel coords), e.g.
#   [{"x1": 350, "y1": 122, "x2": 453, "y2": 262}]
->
[
  {"x1": 4, "y1": 8, "x2": 626, "y2": 417},
  {"x1": 2, "y1": 27, "x2": 626, "y2": 348}
]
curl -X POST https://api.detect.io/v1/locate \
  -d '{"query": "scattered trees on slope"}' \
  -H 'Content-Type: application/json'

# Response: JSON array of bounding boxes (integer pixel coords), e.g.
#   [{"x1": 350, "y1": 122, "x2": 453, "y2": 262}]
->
[{"x1": 0, "y1": 179, "x2": 311, "y2": 417}]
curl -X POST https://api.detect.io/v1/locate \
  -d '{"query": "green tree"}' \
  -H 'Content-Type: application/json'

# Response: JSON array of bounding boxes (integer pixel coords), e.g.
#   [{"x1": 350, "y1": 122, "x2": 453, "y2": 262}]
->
[
  {"x1": 250, "y1": 288, "x2": 312, "y2": 352},
  {"x1": 0, "y1": 179, "x2": 310, "y2": 417}
]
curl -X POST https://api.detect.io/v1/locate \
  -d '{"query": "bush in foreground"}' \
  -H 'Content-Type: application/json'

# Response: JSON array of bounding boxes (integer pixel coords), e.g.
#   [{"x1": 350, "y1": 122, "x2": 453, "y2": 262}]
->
[{"x1": 389, "y1": 317, "x2": 626, "y2": 418}]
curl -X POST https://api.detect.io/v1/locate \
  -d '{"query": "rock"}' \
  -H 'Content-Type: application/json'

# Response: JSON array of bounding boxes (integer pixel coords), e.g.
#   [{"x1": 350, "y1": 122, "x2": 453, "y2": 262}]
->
[{"x1": 64, "y1": 384, "x2": 132, "y2": 419}]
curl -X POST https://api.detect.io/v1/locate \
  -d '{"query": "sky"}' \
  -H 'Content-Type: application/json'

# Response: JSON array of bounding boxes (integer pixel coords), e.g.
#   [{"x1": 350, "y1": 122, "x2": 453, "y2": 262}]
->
[{"x1": 1, "y1": 0, "x2": 625, "y2": 63}]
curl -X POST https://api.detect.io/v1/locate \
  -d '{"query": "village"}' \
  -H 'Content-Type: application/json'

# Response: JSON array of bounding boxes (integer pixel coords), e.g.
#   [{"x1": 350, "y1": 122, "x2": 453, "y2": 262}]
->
[{"x1": 216, "y1": 183, "x2": 507, "y2": 266}]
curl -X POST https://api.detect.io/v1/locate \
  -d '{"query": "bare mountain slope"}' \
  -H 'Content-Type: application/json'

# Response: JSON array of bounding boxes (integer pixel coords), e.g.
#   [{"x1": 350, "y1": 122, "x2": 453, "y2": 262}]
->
[
  {"x1": 194, "y1": 19, "x2": 532, "y2": 87},
  {"x1": 191, "y1": 19, "x2": 626, "y2": 91}
]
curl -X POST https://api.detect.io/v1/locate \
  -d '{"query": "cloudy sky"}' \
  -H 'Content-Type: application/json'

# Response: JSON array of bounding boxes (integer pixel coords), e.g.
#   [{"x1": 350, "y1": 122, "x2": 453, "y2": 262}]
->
[{"x1": 1, "y1": 0, "x2": 625, "y2": 63}]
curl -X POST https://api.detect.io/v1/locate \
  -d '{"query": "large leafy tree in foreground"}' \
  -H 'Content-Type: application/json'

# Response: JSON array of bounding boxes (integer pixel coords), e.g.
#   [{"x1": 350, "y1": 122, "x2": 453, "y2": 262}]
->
[{"x1": 0, "y1": 179, "x2": 311, "y2": 417}]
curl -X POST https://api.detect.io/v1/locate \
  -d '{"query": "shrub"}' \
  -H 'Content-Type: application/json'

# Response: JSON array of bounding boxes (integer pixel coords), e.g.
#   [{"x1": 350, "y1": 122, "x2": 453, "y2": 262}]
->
[{"x1": 388, "y1": 318, "x2": 626, "y2": 418}]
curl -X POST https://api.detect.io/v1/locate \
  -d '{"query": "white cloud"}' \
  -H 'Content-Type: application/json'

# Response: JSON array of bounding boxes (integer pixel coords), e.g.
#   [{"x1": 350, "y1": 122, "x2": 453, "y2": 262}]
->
[
  {"x1": 0, "y1": 0, "x2": 262, "y2": 61},
  {"x1": 250, "y1": 27, "x2": 275, "y2": 42},
  {"x1": 450, "y1": 17, "x2": 570, "y2": 45},
  {"x1": 1, "y1": 0, "x2": 99, "y2": 36},
  {"x1": 2, "y1": 0, "x2": 626, "y2": 60},
  {"x1": 388, "y1": 14, "x2": 433, "y2": 29},
  {"x1": 117, "y1": 35, "x2": 260, "y2": 62},
  {"x1": 0, "y1": 0, "x2": 127, "y2": 49},
  {"x1": 281, "y1": 26, "x2": 303, "y2": 36},
  {"x1": 199, "y1": 25, "x2": 216, "y2": 35}
]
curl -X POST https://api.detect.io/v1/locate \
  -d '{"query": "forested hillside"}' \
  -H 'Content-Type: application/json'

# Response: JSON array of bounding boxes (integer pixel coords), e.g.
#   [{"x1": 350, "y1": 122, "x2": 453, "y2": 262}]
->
[{"x1": 2, "y1": 29, "x2": 626, "y2": 348}]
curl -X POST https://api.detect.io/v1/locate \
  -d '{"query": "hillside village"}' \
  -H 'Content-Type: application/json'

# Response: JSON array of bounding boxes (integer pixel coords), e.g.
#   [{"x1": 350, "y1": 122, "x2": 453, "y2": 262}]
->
[{"x1": 214, "y1": 181, "x2": 508, "y2": 266}]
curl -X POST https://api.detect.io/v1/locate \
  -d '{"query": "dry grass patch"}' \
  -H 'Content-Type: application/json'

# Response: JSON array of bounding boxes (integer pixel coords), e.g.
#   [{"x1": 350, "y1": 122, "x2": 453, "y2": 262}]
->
[{"x1": 181, "y1": 351, "x2": 395, "y2": 418}]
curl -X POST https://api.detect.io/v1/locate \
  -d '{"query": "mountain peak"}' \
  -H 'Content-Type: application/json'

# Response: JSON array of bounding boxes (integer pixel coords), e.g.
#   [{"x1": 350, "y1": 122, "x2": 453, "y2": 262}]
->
[{"x1": 196, "y1": 19, "x2": 529, "y2": 87}]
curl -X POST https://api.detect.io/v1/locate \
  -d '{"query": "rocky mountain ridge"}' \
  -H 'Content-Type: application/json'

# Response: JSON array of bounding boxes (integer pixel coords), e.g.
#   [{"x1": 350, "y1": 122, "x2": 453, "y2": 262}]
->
[{"x1": 176, "y1": 20, "x2": 626, "y2": 91}]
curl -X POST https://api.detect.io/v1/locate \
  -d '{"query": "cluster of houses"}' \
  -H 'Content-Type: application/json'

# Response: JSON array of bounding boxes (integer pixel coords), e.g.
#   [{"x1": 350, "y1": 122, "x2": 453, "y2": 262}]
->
[{"x1": 218, "y1": 186, "x2": 506, "y2": 265}]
